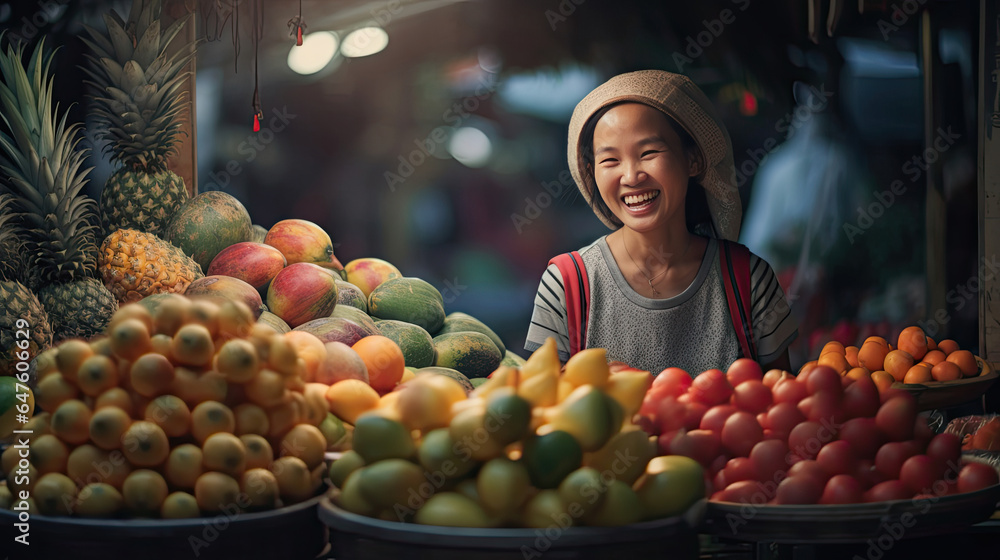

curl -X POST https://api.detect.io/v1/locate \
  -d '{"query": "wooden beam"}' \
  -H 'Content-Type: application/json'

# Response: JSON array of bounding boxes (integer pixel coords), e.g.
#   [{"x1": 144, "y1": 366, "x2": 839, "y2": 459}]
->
[
  {"x1": 164, "y1": 0, "x2": 198, "y2": 197},
  {"x1": 979, "y1": 0, "x2": 1000, "y2": 363}
]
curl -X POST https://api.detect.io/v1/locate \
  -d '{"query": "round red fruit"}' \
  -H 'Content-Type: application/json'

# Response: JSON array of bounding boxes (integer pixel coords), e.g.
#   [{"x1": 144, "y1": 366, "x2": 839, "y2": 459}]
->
[
  {"x1": 762, "y1": 369, "x2": 788, "y2": 388},
  {"x1": 874, "y1": 441, "x2": 919, "y2": 479},
  {"x1": 788, "y1": 421, "x2": 828, "y2": 461},
  {"x1": 842, "y1": 375, "x2": 880, "y2": 419},
  {"x1": 726, "y1": 358, "x2": 763, "y2": 387},
  {"x1": 682, "y1": 401, "x2": 709, "y2": 431},
  {"x1": 788, "y1": 459, "x2": 829, "y2": 483},
  {"x1": 775, "y1": 476, "x2": 825, "y2": 505},
  {"x1": 806, "y1": 366, "x2": 843, "y2": 396},
  {"x1": 875, "y1": 395, "x2": 917, "y2": 442},
  {"x1": 764, "y1": 402, "x2": 806, "y2": 439},
  {"x1": 721, "y1": 412, "x2": 763, "y2": 457},
  {"x1": 733, "y1": 380, "x2": 772, "y2": 414},
  {"x1": 957, "y1": 462, "x2": 1000, "y2": 494},
  {"x1": 653, "y1": 367, "x2": 693, "y2": 397},
  {"x1": 750, "y1": 439, "x2": 789, "y2": 483},
  {"x1": 816, "y1": 440, "x2": 856, "y2": 477},
  {"x1": 772, "y1": 378, "x2": 808, "y2": 405},
  {"x1": 899, "y1": 454, "x2": 944, "y2": 494},
  {"x1": 837, "y1": 417, "x2": 883, "y2": 460},
  {"x1": 864, "y1": 480, "x2": 911, "y2": 502},
  {"x1": 700, "y1": 405, "x2": 738, "y2": 433},
  {"x1": 690, "y1": 369, "x2": 733, "y2": 406},
  {"x1": 819, "y1": 474, "x2": 864, "y2": 504},
  {"x1": 925, "y1": 433, "x2": 962, "y2": 467}
]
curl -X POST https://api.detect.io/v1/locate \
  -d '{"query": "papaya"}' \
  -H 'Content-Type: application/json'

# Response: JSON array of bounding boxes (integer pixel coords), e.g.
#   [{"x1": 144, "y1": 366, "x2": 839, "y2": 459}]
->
[
  {"x1": 435, "y1": 312, "x2": 505, "y2": 357},
  {"x1": 166, "y1": 192, "x2": 254, "y2": 271},
  {"x1": 417, "y1": 367, "x2": 475, "y2": 394},
  {"x1": 501, "y1": 351, "x2": 527, "y2": 368},
  {"x1": 329, "y1": 305, "x2": 379, "y2": 336},
  {"x1": 368, "y1": 277, "x2": 445, "y2": 334},
  {"x1": 376, "y1": 320, "x2": 435, "y2": 368},
  {"x1": 334, "y1": 280, "x2": 368, "y2": 313},
  {"x1": 432, "y1": 332, "x2": 501, "y2": 379}
]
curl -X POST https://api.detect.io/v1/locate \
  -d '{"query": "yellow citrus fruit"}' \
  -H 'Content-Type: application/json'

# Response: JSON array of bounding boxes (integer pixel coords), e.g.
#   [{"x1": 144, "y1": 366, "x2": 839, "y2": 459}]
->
[
  {"x1": 89, "y1": 406, "x2": 132, "y2": 450},
  {"x1": 109, "y1": 318, "x2": 152, "y2": 361},
  {"x1": 122, "y1": 469, "x2": 168, "y2": 516},
  {"x1": 75, "y1": 355, "x2": 120, "y2": 397},
  {"x1": 202, "y1": 432, "x2": 247, "y2": 478},
  {"x1": 29, "y1": 434, "x2": 69, "y2": 475},
  {"x1": 161, "y1": 491, "x2": 200, "y2": 519},
  {"x1": 51, "y1": 399, "x2": 92, "y2": 445},
  {"x1": 129, "y1": 353, "x2": 176, "y2": 398},
  {"x1": 194, "y1": 471, "x2": 240, "y2": 513},
  {"x1": 191, "y1": 401, "x2": 236, "y2": 444},
  {"x1": 121, "y1": 421, "x2": 170, "y2": 467},
  {"x1": 241, "y1": 434, "x2": 274, "y2": 470},
  {"x1": 144, "y1": 395, "x2": 191, "y2": 438},
  {"x1": 165, "y1": 444, "x2": 203, "y2": 490}
]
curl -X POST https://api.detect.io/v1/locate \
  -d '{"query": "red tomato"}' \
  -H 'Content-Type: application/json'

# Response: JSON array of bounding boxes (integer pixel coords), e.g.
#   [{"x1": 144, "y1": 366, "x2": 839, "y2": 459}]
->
[
  {"x1": 899, "y1": 454, "x2": 945, "y2": 494},
  {"x1": 726, "y1": 358, "x2": 763, "y2": 387},
  {"x1": 635, "y1": 414, "x2": 658, "y2": 436},
  {"x1": 724, "y1": 457, "x2": 758, "y2": 485},
  {"x1": 713, "y1": 469, "x2": 728, "y2": 492},
  {"x1": 874, "y1": 441, "x2": 919, "y2": 479},
  {"x1": 750, "y1": 439, "x2": 789, "y2": 483},
  {"x1": 721, "y1": 411, "x2": 764, "y2": 457},
  {"x1": 655, "y1": 396, "x2": 686, "y2": 434},
  {"x1": 718, "y1": 479, "x2": 768, "y2": 504},
  {"x1": 957, "y1": 462, "x2": 1000, "y2": 493},
  {"x1": 657, "y1": 431, "x2": 676, "y2": 455},
  {"x1": 799, "y1": 390, "x2": 846, "y2": 424},
  {"x1": 819, "y1": 474, "x2": 864, "y2": 504},
  {"x1": 700, "y1": 405, "x2": 738, "y2": 433},
  {"x1": 842, "y1": 375, "x2": 880, "y2": 419},
  {"x1": 732, "y1": 380, "x2": 772, "y2": 414},
  {"x1": 710, "y1": 454, "x2": 730, "y2": 476},
  {"x1": 879, "y1": 387, "x2": 910, "y2": 405},
  {"x1": 788, "y1": 421, "x2": 827, "y2": 461},
  {"x1": 772, "y1": 378, "x2": 808, "y2": 405},
  {"x1": 925, "y1": 433, "x2": 962, "y2": 467},
  {"x1": 853, "y1": 459, "x2": 886, "y2": 490},
  {"x1": 914, "y1": 415, "x2": 934, "y2": 444},
  {"x1": 652, "y1": 367, "x2": 693, "y2": 396},
  {"x1": 669, "y1": 429, "x2": 722, "y2": 467},
  {"x1": 764, "y1": 402, "x2": 806, "y2": 440},
  {"x1": 690, "y1": 369, "x2": 733, "y2": 406},
  {"x1": 864, "y1": 480, "x2": 911, "y2": 502},
  {"x1": 816, "y1": 440, "x2": 857, "y2": 477},
  {"x1": 682, "y1": 401, "x2": 709, "y2": 431},
  {"x1": 837, "y1": 417, "x2": 884, "y2": 460},
  {"x1": 762, "y1": 369, "x2": 788, "y2": 388},
  {"x1": 875, "y1": 395, "x2": 917, "y2": 442},
  {"x1": 775, "y1": 475, "x2": 825, "y2": 505},
  {"x1": 639, "y1": 384, "x2": 672, "y2": 416},
  {"x1": 788, "y1": 459, "x2": 829, "y2": 483},
  {"x1": 806, "y1": 366, "x2": 843, "y2": 397}
]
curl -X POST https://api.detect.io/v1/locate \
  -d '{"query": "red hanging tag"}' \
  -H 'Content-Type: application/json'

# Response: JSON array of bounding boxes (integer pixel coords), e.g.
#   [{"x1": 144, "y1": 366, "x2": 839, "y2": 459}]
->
[
  {"x1": 296, "y1": 26, "x2": 303, "y2": 46},
  {"x1": 253, "y1": 112, "x2": 261, "y2": 132}
]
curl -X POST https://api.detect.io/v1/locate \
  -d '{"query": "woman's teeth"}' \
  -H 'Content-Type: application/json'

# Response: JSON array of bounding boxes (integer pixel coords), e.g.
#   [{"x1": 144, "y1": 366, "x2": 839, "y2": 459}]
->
[{"x1": 623, "y1": 191, "x2": 659, "y2": 207}]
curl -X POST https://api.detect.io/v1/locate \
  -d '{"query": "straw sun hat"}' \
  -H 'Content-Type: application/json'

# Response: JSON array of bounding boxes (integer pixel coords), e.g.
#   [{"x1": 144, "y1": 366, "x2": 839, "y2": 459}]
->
[{"x1": 567, "y1": 70, "x2": 742, "y2": 241}]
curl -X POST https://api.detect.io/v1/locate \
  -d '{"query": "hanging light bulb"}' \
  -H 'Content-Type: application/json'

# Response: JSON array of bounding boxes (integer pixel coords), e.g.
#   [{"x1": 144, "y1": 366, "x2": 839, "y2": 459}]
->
[
  {"x1": 287, "y1": 32, "x2": 338, "y2": 75},
  {"x1": 340, "y1": 26, "x2": 388, "y2": 58}
]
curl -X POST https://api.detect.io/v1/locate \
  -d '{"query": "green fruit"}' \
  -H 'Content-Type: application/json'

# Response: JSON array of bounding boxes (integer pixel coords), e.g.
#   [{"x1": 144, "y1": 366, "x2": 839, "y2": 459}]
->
[
  {"x1": 501, "y1": 351, "x2": 527, "y2": 367},
  {"x1": 454, "y1": 478, "x2": 479, "y2": 502},
  {"x1": 581, "y1": 480, "x2": 642, "y2": 527},
  {"x1": 549, "y1": 386, "x2": 619, "y2": 452},
  {"x1": 521, "y1": 430, "x2": 583, "y2": 489},
  {"x1": 433, "y1": 332, "x2": 502, "y2": 379},
  {"x1": 585, "y1": 429, "x2": 657, "y2": 485},
  {"x1": 418, "y1": 428, "x2": 477, "y2": 479},
  {"x1": 449, "y1": 406, "x2": 504, "y2": 462},
  {"x1": 436, "y1": 312, "x2": 506, "y2": 356},
  {"x1": 558, "y1": 467, "x2": 607, "y2": 517},
  {"x1": 257, "y1": 311, "x2": 291, "y2": 334},
  {"x1": 377, "y1": 320, "x2": 436, "y2": 368},
  {"x1": 634, "y1": 455, "x2": 705, "y2": 520},
  {"x1": 319, "y1": 413, "x2": 348, "y2": 449},
  {"x1": 330, "y1": 305, "x2": 379, "y2": 335},
  {"x1": 417, "y1": 367, "x2": 474, "y2": 394},
  {"x1": 470, "y1": 377, "x2": 488, "y2": 388},
  {"x1": 251, "y1": 224, "x2": 268, "y2": 243},
  {"x1": 413, "y1": 492, "x2": 492, "y2": 528},
  {"x1": 165, "y1": 191, "x2": 254, "y2": 272},
  {"x1": 358, "y1": 458, "x2": 426, "y2": 510},
  {"x1": 484, "y1": 389, "x2": 531, "y2": 445},
  {"x1": 335, "y1": 279, "x2": 368, "y2": 313},
  {"x1": 477, "y1": 457, "x2": 531, "y2": 515},
  {"x1": 328, "y1": 450, "x2": 365, "y2": 488},
  {"x1": 352, "y1": 414, "x2": 415, "y2": 463},
  {"x1": 338, "y1": 470, "x2": 377, "y2": 516},
  {"x1": 368, "y1": 277, "x2": 446, "y2": 334},
  {"x1": 522, "y1": 489, "x2": 568, "y2": 529}
]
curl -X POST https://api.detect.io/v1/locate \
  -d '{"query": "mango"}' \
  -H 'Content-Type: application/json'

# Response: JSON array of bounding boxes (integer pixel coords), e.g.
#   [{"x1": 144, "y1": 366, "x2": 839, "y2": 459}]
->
[
  {"x1": 562, "y1": 348, "x2": 610, "y2": 388},
  {"x1": 477, "y1": 457, "x2": 531, "y2": 515},
  {"x1": 352, "y1": 413, "x2": 415, "y2": 463},
  {"x1": 521, "y1": 338, "x2": 560, "y2": 379},
  {"x1": 413, "y1": 492, "x2": 493, "y2": 528},
  {"x1": 324, "y1": 379, "x2": 379, "y2": 424},
  {"x1": 557, "y1": 467, "x2": 607, "y2": 517},
  {"x1": 518, "y1": 370, "x2": 558, "y2": 407},
  {"x1": 358, "y1": 458, "x2": 426, "y2": 510},
  {"x1": 583, "y1": 428, "x2": 656, "y2": 485},
  {"x1": 547, "y1": 385, "x2": 622, "y2": 452},
  {"x1": 581, "y1": 480, "x2": 642, "y2": 527},
  {"x1": 522, "y1": 489, "x2": 567, "y2": 529},
  {"x1": 605, "y1": 369, "x2": 653, "y2": 419},
  {"x1": 418, "y1": 428, "x2": 477, "y2": 479},
  {"x1": 521, "y1": 430, "x2": 582, "y2": 489},
  {"x1": 634, "y1": 455, "x2": 705, "y2": 520},
  {"x1": 328, "y1": 450, "x2": 365, "y2": 488}
]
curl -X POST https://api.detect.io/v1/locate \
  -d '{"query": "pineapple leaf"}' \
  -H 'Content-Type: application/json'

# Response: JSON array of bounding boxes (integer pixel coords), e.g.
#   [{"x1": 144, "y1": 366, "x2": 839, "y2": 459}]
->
[
  {"x1": 134, "y1": 19, "x2": 160, "y2": 69},
  {"x1": 104, "y1": 13, "x2": 134, "y2": 62},
  {"x1": 121, "y1": 60, "x2": 148, "y2": 95},
  {"x1": 80, "y1": 24, "x2": 115, "y2": 59}
]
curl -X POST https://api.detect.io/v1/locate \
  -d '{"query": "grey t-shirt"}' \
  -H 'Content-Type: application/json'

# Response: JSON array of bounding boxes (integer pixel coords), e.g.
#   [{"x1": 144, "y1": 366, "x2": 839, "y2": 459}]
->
[{"x1": 525, "y1": 236, "x2": 797, "y2": 375}]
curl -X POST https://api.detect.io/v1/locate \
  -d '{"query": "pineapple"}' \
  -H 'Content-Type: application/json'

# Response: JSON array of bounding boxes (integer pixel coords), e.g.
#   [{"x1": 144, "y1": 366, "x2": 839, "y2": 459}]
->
[
  {"x1": 81, "y1": 0, "x2": 194, "y2": 237},
  {"x1": 98, "y1": 228, "x2": 203, "y2": 304},
  {"x1": 0, "y1": 194, "x2": 53, "y2": 376},
  {"x1": 0, "y1": 37, "x2": 118, "y2": 342}
]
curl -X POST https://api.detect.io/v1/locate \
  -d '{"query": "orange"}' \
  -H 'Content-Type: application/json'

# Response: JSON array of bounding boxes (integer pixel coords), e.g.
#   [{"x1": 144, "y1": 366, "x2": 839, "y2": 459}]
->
[
  {"x1": 267, "y1": 335, "x2": 301, "y2": 377},
  {"x1": 283, "y1": 332, "x2": 326, "y2": 382},
  {"x1": 214, "y1": 339, "x2": 261, "y2": 384},
  {"x1": 36, "y1": 373, "x2": 79, "y2": 413},
  {"x1": 217, "y1": 300, "x2": 255, "y2": 340},
  {"x1": 922, "y1": 350, "x2": 946, "y2": 366},
  {"x1": 89, "y1": 406, "x2": 132, "y2": 450},
  {"x1": 194, "y1": 471, "x2": 241, "y2": 513},
  {"x1": 122, "y1": 421, "x2": 170, "y2": 467},
  {"x1": 129, "y1": 353, "x2": 176, "y2": 398},
  {"x1": 241, "y1": 468, "x2": 279, "y2": 510},
  {"x1": 51, "y1": 399, "x2": 92, "y2": 445},
  {"x1": 94, "y1": 387, "x2": 133, "y2": 414},
  {"x1": 151, "y1": 294, "x2": 191, "y2": 337},
  {"x1": 844, "y1": 346, "x2": 860, "y2": 368},
  {"x1": 165, "y1": 444, "x2": 203, "y2": 490},
  {"x1": 903, "y1": 364, "x2": 932, "y2": 384},
  {"x1": 858, "y1": 341, "x2": 890, "y2": 372},
  {"x1": 820, "y1": 341, "x2": 845, "y2": 356},
  {"x1": 817, "y1": 348, "x2": 850, "y2": 374},
  {"x1": 845, "y1": 367, "x2": 871, "y2": 382},
  {"x1": 109, "y1": 303, "x2": 154, "y2": 333},
  {"x1": 897, "y1": 326, "x2": 928, "y2": 362},
  {"x1": 89, "y1": 337, "x2": 114, "y2": 358},
  {"x1": 241, "y1": 434, "x2": 274, "y2": 470},
  {"x1": 864, "y1": 336, "x2": 889, "y2": 348},
  {"x1": 76, "y1": 355, "x2": 120, "y2": 397},
  {"x1": 883, "y1": 349, "x2": 915, "y2": 382},
  {"x1": 171, "y1": 324, "x2": 215, "y2": 367},
  {"x1": 190, "y1": 401, "x2": 236, "y2": 444},
  {"x1": 67, "y1": 445, "x2": 126, "y2": 488},
  {"x1": 926, "y1": 337, "x2": 937, "y2": 351},
  {"x1": 798, "y1": 361, "x2": 818, "y2": 376},
  {"x1": 150, "y1": 333, "x2": 173, "y2": 356},
  {"x1": 937, "y1": 339, "x2": 960, "y2": 356},
  {"x1": 109, "y1": 318, "x2": 153, "y2": 362},
  {"x1": 931, "y1": 361, "x2": 962, "y2": 382},
  {"x1": 270, "y1": 456, "x2": 314, "y2": 504},
  {"x1": 183, "y1": 299, "x2": 221, "y2": 338},
  {"x1": 202, "y1": 432, "x2": 247, "y2": 478},
  {"x1": 352, "y1": 336, "x2": 405, "y2": 393},
  {"x1": 245, "y1": 369, "x2": 286, "y2": 407},
  {"x1": 234, "y1": 403, "x2": 270, "y2": 436},
  {"x1": 946, "y1": 350, "x2": 979, "y2": 377},
  {"x1": 122, "y1": 469, "x2": 169, "y2": 516},
  {"x1": 29, "y1": 434, "x2": 69, "y2": 475},
  {"x1": 161, "y1": 491, "x2": 200, "y2": 519},
  {"x1": 55, "y1": 339, "x2": 95, "y2": 384},
  {"x1": 279, "y1": 424, "x2": 327, "y2": 470},
  {"x1": 266, "y1": 399, "x2": 301, "y2": 440},
  {"x1": 144, "y1": 395, "x2": 191, "y2": 438}
]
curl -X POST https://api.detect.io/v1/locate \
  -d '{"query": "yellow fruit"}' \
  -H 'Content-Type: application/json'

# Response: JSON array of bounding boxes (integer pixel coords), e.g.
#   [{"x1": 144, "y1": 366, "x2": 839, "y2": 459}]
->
[
  {"x1": 150, "y1": 333, "x2": 174, "y2": 357},
  {"x1": 300, "y1": 383, "x2": 329, "y2": 427},
  {"x1": 122, "y1": 421, "x2": 170, "y2": 467},
  {"x1": 413, "y1": 492, "x2": 493, "y2": 527},
  {"x1": 522, "y1": 489, "x2": 568, "y2": 529},
  {"x1": 67, "y1": 445, "x2": 130, "y2": 489},
  {"x1": 165, "y1": 444, "x2": 203, "y2": 490},
  {"x1": 89, "y1": 406, "x2": 132, "y2": 450},
  {"x1": 109, "y1": 318, "x2": 152, "y2": 361},
  {"x1": 520, "y1": 337, "x2": 559, "y2": 380},
  {"x1": 33, "y1": 473, "x2": 77, "y2": 516},
  {"x1": 75, "y1": 355, "x2": 120, "y2": 397},
  {"x1": 325, "y1": 379, "x2": 380, "y2": 424},
  {"x1": 584, "y1": 428, "x2": 656, "y2": 485},
  {"x1": 634, "y1": 455, "x2": 705, "y2": 520},
  {"x1": 328, "y1": 450, "x2": 366, "y2": 488},
  {"x1": 448, "y1": 406, "x2": 503, "y2": 462},
  {"x1": 129, "y1": 353, "x2": 176, "y2": 398},
  {"x1": 94, "y1": 387, "x2": 132, "y2": 414},
  {"x1": 8, "y1": 463, "x2": 38, "y2": 496},
  {"x1": 234, "y1": 403, "x2": 270, "y2": 436},
  {"x1": 55, "y1": 339, "x2": 94, "y2": 384},
  {"x1": 557, "y1": 380, "x2": 575, "y2": 402},
  {"x1": 202, "y1": 432, "x2": 247, "y2": 478},
  {"x1": 22, "y1": 411, "x2": 50, "y2": 437},
  {"x1": 518, "y1": 370, "x2": 558, "y2": 407},
  {"x1": 151, "y1": 294, "x2": 191, "y2": 336},
  {"x1": 241, "y1": 434, "x2": 274, "y2": 470},
  {"x1": 476, "y1": 457, "x2": 531, "y2": 514},
  {"x1": 217, "y1": 300, "x2": 255, "y2": 340},
  {"x1": 245, "y1": 369, "x2": 285, "y2": 408},
  {"x1": 184, "y1": 300, "x2": 221, "y2": 338},
  {"x1": 144, "y1": 394, "x2": 191, "y2": 438},
  {"x1": 29, "y1": 434, "x2": 69, "y2": 475},
  {"x1": 108, "y1": 302, "x2": 155, "y2": 332},
  {"x1": 581, "y1": 480, "x2": 642, "y2": 527},
  {"x1": 51, "y1": 399, "x2": 92, "y2": 445},
  {"x1": 215, "y1": 338, "x2": 261, "y2": 384},
  {"x1": 283, "y1": 332, "x2": 325, "y2": 381},
  {"x1": 241, "y1": 468, "x2": 279, "y2": 510},
  {"x1": 558, "y1": 467, "x2": 606, "y2": 517},
  {"x1": 171, "y1": 323, "x2": 215, "y2": 367},
  {"x1": 279, "y1": 423, "x2": 327, "y2": 470},
  {"x1": 270, "y1": 456, "x2": 314, "y2": 504},
  {"x1": 604, "y1": 369, "x2": 653, "y2": 418},
  {"x1": 1, "y1": 445, "x2": 19, "y2": 477},
  {"x1": 338, "y1": 470, "x2": 377, "y2": 516},
  {"x1": 396, "y1": 381, "x2": 453, "y2": 431},
  {"x1": 161, "y1": 491, "x2": 200, "y2": 519},
  {"x1": 123, "y1": 469, "x2": 168, "y2": 516},
  {"x1": 191, "y1": 401, "x2": 236, "y2": 444},
  {"x1": 562, "y1": 348, "x2": 610, "y2": 388},
  {"x1": 266, "y1": 398, "x2": 301, "y2": 440},
  {"x1": 75, "y1": 483, "x2": 124, "y2": 518},
  {"x1": 36, "y1": 373, "x2": 79, "y2": 413},
  {"x1": 471, "y1": 366, "x2": 520, "y2": 399}
]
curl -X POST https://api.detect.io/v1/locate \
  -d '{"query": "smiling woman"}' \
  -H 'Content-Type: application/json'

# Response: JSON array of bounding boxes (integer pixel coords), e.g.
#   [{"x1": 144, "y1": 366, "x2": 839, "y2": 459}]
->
[{"x1": 524, "y1": 70, "x2": 798, "y2": 376}]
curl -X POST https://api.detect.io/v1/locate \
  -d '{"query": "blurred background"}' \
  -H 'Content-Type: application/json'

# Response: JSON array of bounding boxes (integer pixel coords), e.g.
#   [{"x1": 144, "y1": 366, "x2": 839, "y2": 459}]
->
[{"x1": 0, "y1": 0, "x2": 983, "y2": 369}]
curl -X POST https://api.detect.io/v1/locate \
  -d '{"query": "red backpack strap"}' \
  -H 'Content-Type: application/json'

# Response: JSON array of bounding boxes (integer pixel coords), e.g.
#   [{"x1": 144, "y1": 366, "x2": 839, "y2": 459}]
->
[
  {"x1": 719, "y1": 240, "x2": 758, "y2": 362},
  {"x1": 548, "y1": 251, "x2": 590, "y2": 356}
]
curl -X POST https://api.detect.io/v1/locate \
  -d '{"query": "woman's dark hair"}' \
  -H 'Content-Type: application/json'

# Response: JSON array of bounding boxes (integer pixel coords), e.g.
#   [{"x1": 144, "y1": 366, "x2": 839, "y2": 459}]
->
[{"x1": 580, "y1": 102, "x2": 710, "y2": 233}]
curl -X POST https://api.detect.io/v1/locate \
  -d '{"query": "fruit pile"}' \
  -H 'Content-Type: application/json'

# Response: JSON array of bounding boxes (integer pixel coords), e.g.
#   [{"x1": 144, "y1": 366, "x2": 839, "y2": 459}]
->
[
  {"x1": 806, "y1": 326, "x2": 982, "y2": 389},
  {"x1": 327, "y1": 339, "x2": 706, "y2": 528},
  {"x1": 638, "y1": 359, "x2": 1000, "y2": 505},
  {"x1": 0, "y1": 298, "x2": 339, "y2": 518}
]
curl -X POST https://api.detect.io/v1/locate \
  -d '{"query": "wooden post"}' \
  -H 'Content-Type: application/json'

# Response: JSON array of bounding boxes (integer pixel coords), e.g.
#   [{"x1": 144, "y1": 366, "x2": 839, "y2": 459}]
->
[
  {"x1": 980, "y1": 0, "x2": 1000, "y2": 363},
  {"x1": 921, "y1": 10, "x2": 947, "y2": 336},
  {"x1": 164, "y1": 0, "x2": 198, "y2": 197}
]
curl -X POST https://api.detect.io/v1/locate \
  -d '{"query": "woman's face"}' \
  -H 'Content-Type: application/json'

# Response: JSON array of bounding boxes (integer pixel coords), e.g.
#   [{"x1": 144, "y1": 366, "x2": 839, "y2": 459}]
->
[{"x1": 591, "y1": 103, "x2": 696, "y2": 234}]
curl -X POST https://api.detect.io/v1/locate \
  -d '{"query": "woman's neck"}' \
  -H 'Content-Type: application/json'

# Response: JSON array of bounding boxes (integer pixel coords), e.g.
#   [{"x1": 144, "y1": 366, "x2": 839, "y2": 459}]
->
[{"x1": 616, "y1": 224, "x2": 693, "y2": 271}]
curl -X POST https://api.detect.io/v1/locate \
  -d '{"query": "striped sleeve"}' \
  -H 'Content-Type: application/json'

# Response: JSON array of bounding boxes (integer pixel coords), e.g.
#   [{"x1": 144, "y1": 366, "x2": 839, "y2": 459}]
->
[
  {"x1": 524, "y1": 263, "x2": 571, "y2": 362},
  {"x1": 748, "y1": 254, "x2": 798, "y2": 364}
]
